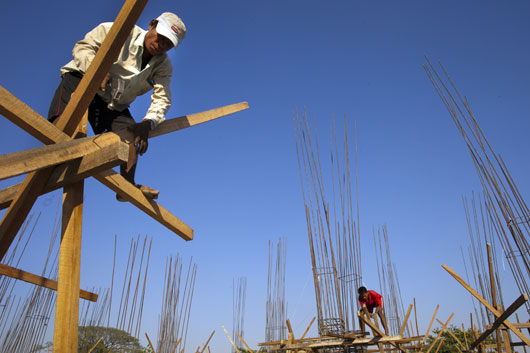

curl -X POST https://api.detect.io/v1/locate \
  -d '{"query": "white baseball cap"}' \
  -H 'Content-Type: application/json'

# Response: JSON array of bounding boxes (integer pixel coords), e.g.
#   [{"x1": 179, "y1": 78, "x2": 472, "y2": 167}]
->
[{"x1": 156, "y1": 12, "x2": 186, "y2": 48}]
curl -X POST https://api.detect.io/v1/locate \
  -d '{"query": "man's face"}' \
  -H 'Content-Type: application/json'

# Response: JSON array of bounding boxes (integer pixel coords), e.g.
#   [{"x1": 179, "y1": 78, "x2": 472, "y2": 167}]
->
[
  {"x1": 144, "y1": 21, "x2": 174, "y2": 56},
  {"x1": 361, "y1": 292, "x2": 369, "y2": 301}
]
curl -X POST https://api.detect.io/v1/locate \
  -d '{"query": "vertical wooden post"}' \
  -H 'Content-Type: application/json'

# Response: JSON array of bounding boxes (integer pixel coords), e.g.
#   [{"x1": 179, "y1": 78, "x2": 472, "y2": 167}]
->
[
  {"x1": 487, "y1": 243, "x2": 504, "y2": 353},
  {"x1": 53, "y1": 114, "x2": 86, "y2": 353}
]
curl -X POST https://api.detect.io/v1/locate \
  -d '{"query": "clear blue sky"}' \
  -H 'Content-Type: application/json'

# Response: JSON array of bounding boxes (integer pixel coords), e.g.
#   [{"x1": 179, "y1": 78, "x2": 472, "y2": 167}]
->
[{"x1": 2, "y1": 0, "x2": 530, "y2": 351}]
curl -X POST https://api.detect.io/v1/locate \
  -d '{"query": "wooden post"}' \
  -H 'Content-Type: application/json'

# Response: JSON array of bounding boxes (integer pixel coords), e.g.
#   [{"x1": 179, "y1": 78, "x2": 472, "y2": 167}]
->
[
  {"x1": 53, "y1": 114, "x2": 87, "y2": 353},
  {"x1": 53, "y1": 180, "x2": 84, "y2": 352},
  {"x1": 487, "y1": 243, "x2": 504, "y2": 353}
]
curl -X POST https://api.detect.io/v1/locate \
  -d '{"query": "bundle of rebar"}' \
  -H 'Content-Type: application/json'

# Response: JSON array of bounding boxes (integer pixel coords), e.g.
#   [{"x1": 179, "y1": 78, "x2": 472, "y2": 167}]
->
[
  {"x1": 425, "y1": 57, "x2": 530, "y2": 314},
  {"x1": 265, "y1": 238, "x2": 287, "y2": 343},
  {"x1": 294, "y1": 110, "x2": 362, "y2": 334},
  {"x1": 156, "y1": 255, "x2": 197, "y2": 353},
  {"x1": 460, "y1": 193, "x2": 505, "y2": 330},
  {"x1": 233, "y1": 276, "x2": 247, "y2": 352},
  {"x1": 0, "y1": 209, "x2": 60, "y2": 353},
  {"x1": 373, "y1": 224, "x2": 408, "y2": 336}
]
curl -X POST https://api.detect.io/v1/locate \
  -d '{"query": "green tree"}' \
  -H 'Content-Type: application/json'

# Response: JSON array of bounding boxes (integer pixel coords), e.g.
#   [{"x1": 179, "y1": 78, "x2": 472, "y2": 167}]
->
[
  {"x1": 425, "y1": 325, "x2": 493, "y2": 353},
  {"x1": 78, "y1": 326, "x2": 145, "y2": 353}
]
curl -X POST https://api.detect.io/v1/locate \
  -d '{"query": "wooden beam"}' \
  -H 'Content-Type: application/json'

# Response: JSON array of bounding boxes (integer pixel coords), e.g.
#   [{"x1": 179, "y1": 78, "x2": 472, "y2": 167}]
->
[
  {"x1": 170, "y1": 337, "x2": 182, "y2": 353},
  {"x1": 422, "y1": 305, "x2": 439, "y2": 346},
  {"x1": 0, "y1": 134, "x2": 128, "y2": 181},
  {"x1": 0, "y1": 264, "x2": 97, "y2": 302},
  {"x1": 487, "y1": 243, "x2": 504, "y2": 353},
  {"x1": 399, "y1": 304, "x2": 413, "y2": 336},
  {"x1": 470, "y1": 294, "x2": 528, "y2": 350},
  {"x1": 53, "y1": 0, "x2": 148, "y2": 137},
  {"x1": 145, "y1": 333, "x2": 157, "y2": 353},
  {"x1": 236, "y1": 332, "x2": 253, "y2": 353},
  {"x1": 95, "y1": 169, "x2": 193, "y2": 240},
  {"x1": 0, "y1": 143, "x2": 129, "y2": 210},
  {"x1": 200, "y1": 331, "x2": 215, "y2": 353},
  {"x1": 53, "y1": 180, "x2": 84, "y2": 353},
  {"x1": 442, "y1": 264, "x2": 530, "y2": 346},
  {"x1": 147, "y1": 102, "x2": 249, "y2": 139},
  {"x1": 300, "y1": 317, "x2": 316, "y2": 340},
  {"x1": 222, "y1": 325, "x2": 241, "y2": 353},
  {"x1": 0, "y1": 85, "x2": 66, "y2": 145}
]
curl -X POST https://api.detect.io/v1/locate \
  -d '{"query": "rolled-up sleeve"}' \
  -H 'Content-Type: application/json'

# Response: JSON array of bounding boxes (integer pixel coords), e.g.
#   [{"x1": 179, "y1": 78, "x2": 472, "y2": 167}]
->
[{"x1": 143, "y1": 58, "x2": 172, "y2": 128}]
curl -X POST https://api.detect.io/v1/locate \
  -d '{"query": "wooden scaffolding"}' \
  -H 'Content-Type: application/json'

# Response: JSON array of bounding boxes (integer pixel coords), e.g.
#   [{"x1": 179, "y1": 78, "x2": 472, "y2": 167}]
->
[{"x1": 0, "y1": 0, "x2": 248, "y2": 351}]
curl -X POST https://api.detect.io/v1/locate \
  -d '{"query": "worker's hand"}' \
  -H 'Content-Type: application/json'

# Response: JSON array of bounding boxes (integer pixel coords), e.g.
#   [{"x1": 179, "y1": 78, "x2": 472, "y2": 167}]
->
[
  {"x1": 128, "y1": 120, "x2": 151, "y2": 155},
  {"x1": 100, "y1": 73, "x2": 111, "y2": 91}
]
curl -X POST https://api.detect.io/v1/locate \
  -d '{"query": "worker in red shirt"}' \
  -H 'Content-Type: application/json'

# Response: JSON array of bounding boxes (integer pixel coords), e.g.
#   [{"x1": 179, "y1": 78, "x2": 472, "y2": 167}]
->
[{"x1": 358, "y1": 286, "x2": 389, "y2": 335}]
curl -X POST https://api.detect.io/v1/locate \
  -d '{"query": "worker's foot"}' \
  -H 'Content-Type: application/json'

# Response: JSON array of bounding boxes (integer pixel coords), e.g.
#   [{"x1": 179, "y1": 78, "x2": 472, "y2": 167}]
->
[
  {"x1": 116, "y1": 184, "x2": 159, "y2": 202},
  {"x1": 138, "y1": 184, "x2": 159, "y2": 199}
]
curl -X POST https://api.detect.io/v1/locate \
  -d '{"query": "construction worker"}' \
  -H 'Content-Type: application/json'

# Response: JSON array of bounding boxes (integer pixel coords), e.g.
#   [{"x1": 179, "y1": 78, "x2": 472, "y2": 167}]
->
[
  {"x1": 358, "y1": 286, "x2": 389, "y2": 335},
  {"x1": 48, "y1": 12, "x2": 186, "y2": 201}
]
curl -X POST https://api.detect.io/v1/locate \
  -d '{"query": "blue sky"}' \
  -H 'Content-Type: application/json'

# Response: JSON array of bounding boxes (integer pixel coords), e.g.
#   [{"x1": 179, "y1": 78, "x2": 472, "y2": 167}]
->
[{"x1": 2, "y1": 0, "x2": 530, "y2": 351}]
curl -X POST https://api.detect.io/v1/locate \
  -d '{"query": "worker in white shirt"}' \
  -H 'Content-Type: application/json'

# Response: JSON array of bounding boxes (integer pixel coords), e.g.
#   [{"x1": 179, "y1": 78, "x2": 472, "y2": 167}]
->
[{"x1": 48, "y1": 12, "x2": 186, "y2": 201}]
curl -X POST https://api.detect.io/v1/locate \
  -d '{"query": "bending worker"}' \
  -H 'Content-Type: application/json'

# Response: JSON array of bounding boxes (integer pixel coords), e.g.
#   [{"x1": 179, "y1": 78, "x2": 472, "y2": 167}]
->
[
  {"x1": 48, "y1": 12, "x2": 186, "y2": 201},
  {"x1": 358, "y1": 286, "x2": 389, "y2": 335}
]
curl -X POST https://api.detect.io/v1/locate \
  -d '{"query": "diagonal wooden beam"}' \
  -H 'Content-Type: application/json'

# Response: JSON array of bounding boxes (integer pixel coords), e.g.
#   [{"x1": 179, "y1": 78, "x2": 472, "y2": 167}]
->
[
  {"x1": 53, "y1": 0, "x2": 148, "y2": 137},
  {"x1": 399, "y1": 304, "x2": 413, "y2": 337},
  {"x1": 0, "y1": 85, "x2": 65, "y2": 145},
  {"x1": 358, "y1": 312, "x2": 401, "y2": 351},
  {"x1": 470, "y1": 293, "x2": 528, "y2": 350},
  {"x1": 0, "y1": 134, "x2": 128, "y2": 181},
  {"x1": 95, "y1": 169, "x2": 193, "y2": 240},
  {"x1": 0, "y1": 263, "x2": 97, "y2": 302},
  {"x1": 0, "y1": 0, "x2": 148, "y2": 261},
  {"x1": 442, "y1": 264, "x2": 530, "y2": 346}
]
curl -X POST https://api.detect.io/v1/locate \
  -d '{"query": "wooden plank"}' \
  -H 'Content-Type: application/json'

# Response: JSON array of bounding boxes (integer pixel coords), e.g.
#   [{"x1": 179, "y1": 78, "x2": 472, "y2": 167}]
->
[
  {"x1": 0, "y1": 134, "x2": 128, "y2": 181},
  {"x1": 399, "y1": 304, "x2": 413, "y2": 336},
  {"x1": 53, "y1": 180, "x2": 84, "y2": 353},
  {"x1": 0, "y1": 143, "x2": 129, "y2": 210},
  {"x1": 0, "y1": 264, "x2": 97, "y2": 302},
  {"x1": 442, "y1": 264, "x2": 530, "y2": 346},
  {"x1": 236, "y1": 332, "x2": 253, "y2": 353},
  {"x1": 95, "y1": 169, "x2": 193, "y2": 240}
]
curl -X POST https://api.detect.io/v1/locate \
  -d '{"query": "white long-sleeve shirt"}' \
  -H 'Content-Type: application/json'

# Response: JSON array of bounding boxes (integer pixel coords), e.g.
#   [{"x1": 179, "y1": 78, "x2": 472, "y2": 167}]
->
[{"x1": 61, "y1": 22, "x2": 172, "y2": 128}]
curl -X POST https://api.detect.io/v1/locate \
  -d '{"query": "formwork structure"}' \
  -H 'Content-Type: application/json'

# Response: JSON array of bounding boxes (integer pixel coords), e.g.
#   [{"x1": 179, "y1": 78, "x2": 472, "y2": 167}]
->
[{"x1": 0, "y1": 0, "x2": 248, "y2": 351}]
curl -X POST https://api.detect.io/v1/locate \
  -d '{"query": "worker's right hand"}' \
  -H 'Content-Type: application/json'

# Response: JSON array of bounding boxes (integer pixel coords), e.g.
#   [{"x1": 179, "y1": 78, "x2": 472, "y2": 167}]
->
[{"x1": 100, "y1": 73, "x2": 111, "y2": 91}]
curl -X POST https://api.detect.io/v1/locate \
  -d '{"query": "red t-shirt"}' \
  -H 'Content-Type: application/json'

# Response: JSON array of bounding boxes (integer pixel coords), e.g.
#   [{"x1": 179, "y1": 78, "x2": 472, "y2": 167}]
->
[{"x1": 359, "y1": 290, "x2": 383, "y2": 313}]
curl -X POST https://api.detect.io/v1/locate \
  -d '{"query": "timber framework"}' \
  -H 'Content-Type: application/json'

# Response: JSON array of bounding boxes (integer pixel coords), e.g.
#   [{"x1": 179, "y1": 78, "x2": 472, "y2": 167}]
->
[{"x1": 0, "y1": 0, "x2": 248, "y2": 351}]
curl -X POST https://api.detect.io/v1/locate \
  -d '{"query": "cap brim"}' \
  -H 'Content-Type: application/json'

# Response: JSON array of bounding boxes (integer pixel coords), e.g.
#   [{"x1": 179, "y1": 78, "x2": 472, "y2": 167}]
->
[{"x1": 156, "y1": 21, "x2": 178, "y2": 48}]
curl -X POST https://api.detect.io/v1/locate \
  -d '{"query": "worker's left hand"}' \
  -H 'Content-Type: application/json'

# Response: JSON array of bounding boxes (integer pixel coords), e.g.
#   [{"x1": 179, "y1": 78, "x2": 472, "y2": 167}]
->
[{"x1": 128, "y1": 120, "x2": 151, "y2": 155}]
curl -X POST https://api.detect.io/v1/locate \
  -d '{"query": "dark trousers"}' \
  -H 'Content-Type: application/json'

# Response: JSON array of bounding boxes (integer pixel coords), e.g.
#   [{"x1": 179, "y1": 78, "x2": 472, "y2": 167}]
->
[{"x1": 48, "y1": 72, "x2": 137, "y2": 183}]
